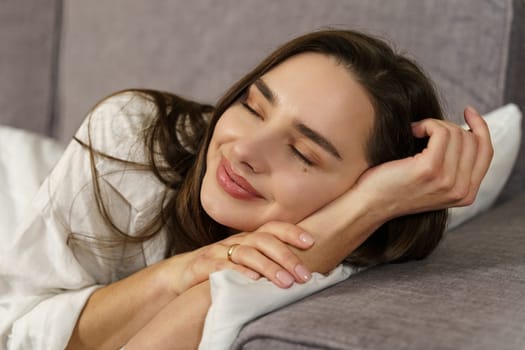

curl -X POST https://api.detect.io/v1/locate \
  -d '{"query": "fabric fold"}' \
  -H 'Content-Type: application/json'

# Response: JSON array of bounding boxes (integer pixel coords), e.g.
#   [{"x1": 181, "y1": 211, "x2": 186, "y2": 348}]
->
[{"x1": 199, "y1": 264, "x2": 363, "y2": 350}]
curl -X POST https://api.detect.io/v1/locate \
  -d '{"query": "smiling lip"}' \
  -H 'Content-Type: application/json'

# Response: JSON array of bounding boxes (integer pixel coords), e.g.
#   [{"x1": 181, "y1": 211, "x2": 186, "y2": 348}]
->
[{"x1": 216, "y1": 157, "x2": 263, "y2": 200}]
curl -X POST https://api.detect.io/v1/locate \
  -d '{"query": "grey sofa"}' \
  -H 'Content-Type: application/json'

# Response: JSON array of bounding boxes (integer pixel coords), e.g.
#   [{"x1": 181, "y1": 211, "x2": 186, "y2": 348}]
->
[{"x1": 2, "y1": 1, "x2": 524, "y2": 349}]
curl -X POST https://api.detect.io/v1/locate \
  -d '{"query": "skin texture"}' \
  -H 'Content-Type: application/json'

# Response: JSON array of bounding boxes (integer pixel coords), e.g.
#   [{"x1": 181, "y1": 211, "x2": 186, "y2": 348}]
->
[
  {"x1": 201, "y1": 53, "x2": 375, "y2": 232},
  {"x1": 66, "y1": 52, "x2": 493, "y2": 349}
]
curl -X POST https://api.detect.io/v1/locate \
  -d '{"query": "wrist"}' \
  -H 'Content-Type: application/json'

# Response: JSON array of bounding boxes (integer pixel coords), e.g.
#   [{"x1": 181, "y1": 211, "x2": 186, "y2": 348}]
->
[
  {"x1": 296, "y1": 188, "x2": 386, "y2": 273},
  {"x1": 302, "y1": 187, "x2": 386, "y2": 236},
  {"x1": 352, "y1": 185, "x2": 400, "y2": 224},
  {"x1": 155, "y1": 253, "x2": 192, "y2": 298}
]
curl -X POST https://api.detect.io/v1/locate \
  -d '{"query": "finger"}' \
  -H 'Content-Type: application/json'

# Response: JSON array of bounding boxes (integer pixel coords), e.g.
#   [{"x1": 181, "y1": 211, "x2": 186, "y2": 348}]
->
[
  {"x1": 441, "y1": 124, "x2": 463, "y2": 191},
  {"x1": 251, "y1": 232, "x2": 312, "y2": 283},
  {"x1": 452, "y1": 129, "x2": 478, "y2": 205},
  {"x1": 222, "y1": 260, "x2": 261, "y2": 280},
  {"x1": 257, "y1": 221, "x2": 315, "y2": 249},
  {"x1": 229, "y1": 243, "x2": 299, "y2": 288},
  {"x1": 464, "y1": 107, "x2": 494, "y2": 187},
  {"x1": 411, "y1": 119, "x2": 450, "y2": 175}
]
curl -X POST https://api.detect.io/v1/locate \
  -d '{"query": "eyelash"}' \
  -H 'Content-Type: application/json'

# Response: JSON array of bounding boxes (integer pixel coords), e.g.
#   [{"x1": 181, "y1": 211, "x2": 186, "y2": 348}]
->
[
  {"x1": 239, "y1": 98, "x2": 314, "y2": 167},
  {"x1": 290, "y1": 146, "x2": 314, "y2": 166},
  {"x1": 240, "y1": 101, "x2": 262, "y2": 119}
]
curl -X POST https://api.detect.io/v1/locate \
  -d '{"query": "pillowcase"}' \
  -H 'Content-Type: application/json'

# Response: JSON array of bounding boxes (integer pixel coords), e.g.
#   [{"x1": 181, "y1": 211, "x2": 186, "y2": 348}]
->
[
  {"x1": 199, "y1": 265, "x2": 361, "y2": 350},
  {"x1": 447, "y1": 103, "x2": 522, "y2": 230},
  {"x1": 0, "y1": 125, "x2": 65, "y2": 237}
]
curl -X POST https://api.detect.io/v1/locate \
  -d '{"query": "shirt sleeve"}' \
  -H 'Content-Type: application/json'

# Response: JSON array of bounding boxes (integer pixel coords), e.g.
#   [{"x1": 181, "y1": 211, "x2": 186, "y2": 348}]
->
[{"x1": 0, "y1": 91, "x2": 168, "y2": 349}]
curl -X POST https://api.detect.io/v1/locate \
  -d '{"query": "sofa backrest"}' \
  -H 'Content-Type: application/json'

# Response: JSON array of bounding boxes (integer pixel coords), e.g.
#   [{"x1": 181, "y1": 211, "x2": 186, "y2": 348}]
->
[
  {"x1": 0, "y1": 0, "x2": 61, "y2": 136},
  {"x1": 56, "y1": 0, "x2": 522, "y2": 132}
]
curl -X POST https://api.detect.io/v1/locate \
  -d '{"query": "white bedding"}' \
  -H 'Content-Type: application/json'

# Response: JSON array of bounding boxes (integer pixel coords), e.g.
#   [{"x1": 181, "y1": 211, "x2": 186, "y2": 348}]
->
[{"x1": 0, "y1": 125, "x2": 65, "y2": 238}]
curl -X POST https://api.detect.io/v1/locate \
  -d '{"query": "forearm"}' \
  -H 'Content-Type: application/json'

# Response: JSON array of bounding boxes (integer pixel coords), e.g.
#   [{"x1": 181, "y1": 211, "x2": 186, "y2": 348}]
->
[
  {"x1": 66, "y1": 258, "x2": 181, "y2": 350},
  {"x1": 125, "y1": 280, "x2": 211, "y2": 350},
  {"x1": 119, "y1": 193, "x2": 382, "y2": 349},
  {"x1": 294, "y1": 188, "x2": 384, "y2": 273}
]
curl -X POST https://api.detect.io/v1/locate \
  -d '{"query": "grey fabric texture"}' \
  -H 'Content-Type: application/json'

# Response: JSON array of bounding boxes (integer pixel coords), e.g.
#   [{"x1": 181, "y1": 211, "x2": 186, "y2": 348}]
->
[
  {"x1": 57, "y1": 0, "x2": 514, "y2": 141},
  {"x1": 500, "y1": 0, "x2": 525, "y2": 204},
  {"x1": 1, "y1": 1, "x2": 524, "y2": 349},
  {"x1": 232, "y1": 192, "x2": 525, "y2": 350},
  {"x1": 0, "y1": 0, "x2": 60, "y2": 135}
]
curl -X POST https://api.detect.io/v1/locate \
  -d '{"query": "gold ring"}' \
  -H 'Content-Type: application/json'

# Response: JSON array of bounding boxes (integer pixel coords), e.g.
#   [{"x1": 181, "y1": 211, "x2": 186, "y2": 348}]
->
[{"x1": 227, "y1": 244, "x2": 240, "y2": 262}]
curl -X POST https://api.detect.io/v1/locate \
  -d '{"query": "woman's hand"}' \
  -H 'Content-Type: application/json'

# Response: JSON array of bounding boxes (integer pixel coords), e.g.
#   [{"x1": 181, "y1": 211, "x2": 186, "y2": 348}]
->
[
  {"x1": 353, "y1": 106, "x2": 494, "y2": 220},
  {"x1": 169, "y1": 221, "x2": 315, "y2": 294}
]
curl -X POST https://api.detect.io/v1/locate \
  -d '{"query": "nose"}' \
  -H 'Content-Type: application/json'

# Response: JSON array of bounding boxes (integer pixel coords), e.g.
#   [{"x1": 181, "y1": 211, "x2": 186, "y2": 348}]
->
[{"x1": 230, "y1": 129, "x2": 277, "y2": 174}]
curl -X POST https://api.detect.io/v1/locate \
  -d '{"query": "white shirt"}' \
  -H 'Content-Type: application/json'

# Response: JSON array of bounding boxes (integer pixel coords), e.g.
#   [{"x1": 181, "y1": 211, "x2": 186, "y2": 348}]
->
[
  {"x1": 0, "y1": 92, "x2": 171, "y2": 349},
  {"x1": 0, "y1": 91, "x2": 362, "y2": 350}
]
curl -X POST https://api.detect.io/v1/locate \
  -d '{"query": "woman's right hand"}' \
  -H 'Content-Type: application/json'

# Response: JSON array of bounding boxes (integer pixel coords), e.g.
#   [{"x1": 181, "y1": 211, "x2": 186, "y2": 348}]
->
[
  {"x1": 167, "y1": 221, "x2": 315, "y2": 294},
  {"x1": 351, "y1": 106, "x2": 493, "y2": 220}
]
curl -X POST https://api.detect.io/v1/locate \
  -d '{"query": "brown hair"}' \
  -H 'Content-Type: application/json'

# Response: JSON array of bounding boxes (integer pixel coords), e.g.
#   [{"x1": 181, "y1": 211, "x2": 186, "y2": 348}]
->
[{"x1": 79, "y1": 29, "x2": 447, "y2": 267}]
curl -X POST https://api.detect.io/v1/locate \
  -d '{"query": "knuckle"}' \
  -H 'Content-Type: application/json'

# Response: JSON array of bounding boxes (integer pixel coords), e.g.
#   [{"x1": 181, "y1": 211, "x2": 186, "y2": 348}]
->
[
  {"x1": 438, "y1": 175, "x2": 455, "y2": 191},
  {"x1": 464, "y1": 190, "x2": 477, "y2": 205},
  {"x1": 189, "y1": 254, "x2": 205, "y2": 276},
  {"x1": 214, "y1": 260, "x2": 227, "y2": 271},
  {"x1": 419, "y1": 162, "x2": 440, "y2": 181},
  {"x1": 466, "y1": 194, "x2": 476, "y2": 205},
  {"x1": 449, "y1": 186, "x2": 468, "y2": 202},
  {"x1": 462, "y1": 196, "x2": 475, "y2": 206},
  {"x1": 279, "y1": 250, "x2": 299, "y2": 268},
  {"x1": 194, "y1": 251, "x2": 208, "y2": 265},
  {"x1": 450, "y1": 127, "x2": 463, "y2": 139},
  {"x1": 203, "y1": 247, "x2": 216, "y2": 259},
  {"x1": 259, "y1": 260, "x2": 276, "y2": 274},
  {"x1": 438, "y1": 126, "x2": 451, "y2": 141}
]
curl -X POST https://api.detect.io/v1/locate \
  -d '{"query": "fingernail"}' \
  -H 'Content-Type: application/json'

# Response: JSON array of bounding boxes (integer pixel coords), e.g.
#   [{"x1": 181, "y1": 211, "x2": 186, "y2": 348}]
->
[
  {"x1": 299, "y1": 232, "x2": 315, "y2": 246},
  {"x1": 276, "y1": 270, "x2": 294, "y2": 287},
  {"x1": 295, "y1": 264, "x2": 312, "y2": 282}
]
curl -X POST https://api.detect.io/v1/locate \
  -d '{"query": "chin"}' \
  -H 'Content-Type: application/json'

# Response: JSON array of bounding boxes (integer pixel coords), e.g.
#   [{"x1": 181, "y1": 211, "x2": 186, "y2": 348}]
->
[
  {"x1": 206, "y1": 209, "x2": 259, "y2": 232},
  {"x1": 201, "y1": 194, "x2": 256, "y2": 233}
]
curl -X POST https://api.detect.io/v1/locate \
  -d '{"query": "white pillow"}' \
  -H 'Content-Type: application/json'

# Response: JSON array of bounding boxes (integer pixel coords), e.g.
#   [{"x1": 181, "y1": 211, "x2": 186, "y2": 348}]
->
[
  {"x1": 447, "y1": 103, "x2": 522, "y2": 230},
  {"x1": 0, "y1": 125, "x2": 65, "y2": 237},
  {"x1": 199, "y1": 265, "x2": 361, "y2": 350}
]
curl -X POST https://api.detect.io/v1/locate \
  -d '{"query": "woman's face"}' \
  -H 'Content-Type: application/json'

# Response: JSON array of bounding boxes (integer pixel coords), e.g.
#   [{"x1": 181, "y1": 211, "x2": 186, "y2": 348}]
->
[{"x1": 201, "y1": 53, "x2": 375, "y2": 232}]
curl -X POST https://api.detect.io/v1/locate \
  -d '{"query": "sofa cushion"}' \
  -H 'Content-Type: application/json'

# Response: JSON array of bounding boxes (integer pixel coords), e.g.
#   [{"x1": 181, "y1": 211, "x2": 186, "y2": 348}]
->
[
  {"x1": 0, "y1": 0, "x2": 61, "y2": 135},
  {"x1": 57, "y1": 0, "x2": 515, "y2": 142},
  {"x1": 232, "y1": 192, "x2": 525, "y2": 349}
]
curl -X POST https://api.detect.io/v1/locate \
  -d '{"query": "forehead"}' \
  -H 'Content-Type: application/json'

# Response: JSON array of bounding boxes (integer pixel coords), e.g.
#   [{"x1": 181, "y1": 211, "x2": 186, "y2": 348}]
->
[{"x1": 259, "y1": 53, "x2": 375, "y2": 163}]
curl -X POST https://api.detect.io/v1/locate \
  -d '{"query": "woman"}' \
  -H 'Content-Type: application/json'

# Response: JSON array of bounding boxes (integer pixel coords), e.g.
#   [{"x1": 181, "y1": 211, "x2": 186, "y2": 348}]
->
[{"x1": 0, "y1": 30, "x2": 492, "y2": 349}]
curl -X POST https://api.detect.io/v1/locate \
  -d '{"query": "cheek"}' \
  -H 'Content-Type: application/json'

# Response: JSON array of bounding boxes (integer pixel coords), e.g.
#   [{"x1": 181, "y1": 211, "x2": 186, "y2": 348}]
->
[
  {"x1": 210, "y1": 107, "x2": 249, "y2": 140},
  {"x1": 208, "y1": 115, "x2": 229, "y2": 148}
]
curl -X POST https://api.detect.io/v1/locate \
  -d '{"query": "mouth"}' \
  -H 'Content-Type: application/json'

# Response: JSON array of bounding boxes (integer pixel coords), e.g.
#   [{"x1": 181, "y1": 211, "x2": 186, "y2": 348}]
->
[{"x1": 216, "y1": 156, "x2": 264, "y2": 200}]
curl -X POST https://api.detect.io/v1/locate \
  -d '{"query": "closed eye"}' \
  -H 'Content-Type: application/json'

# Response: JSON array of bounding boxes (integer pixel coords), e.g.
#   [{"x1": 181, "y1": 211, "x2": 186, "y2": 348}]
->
[
  {"x1": 240, "y1": 100, "x2": 262, "y2": 119},
  {"x1": 239, "y1": 88, "x2": 314, "y2": 168},
  {"x1": 290, "y1": 146, "x2": 314, "y2": 166}
]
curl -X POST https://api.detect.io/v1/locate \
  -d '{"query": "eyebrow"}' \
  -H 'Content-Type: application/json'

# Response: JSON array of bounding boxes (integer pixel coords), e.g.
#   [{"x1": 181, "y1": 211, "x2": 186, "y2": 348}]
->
[
  {"x1": 254, "y1": 79, "x2": 277, "y2": 105},
  {"x1": 253, "y1": 78, "x2": 343, "y2": 161},
  {"x1": 295, "y1": 123, "x2": 342, "y2": 161}
]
